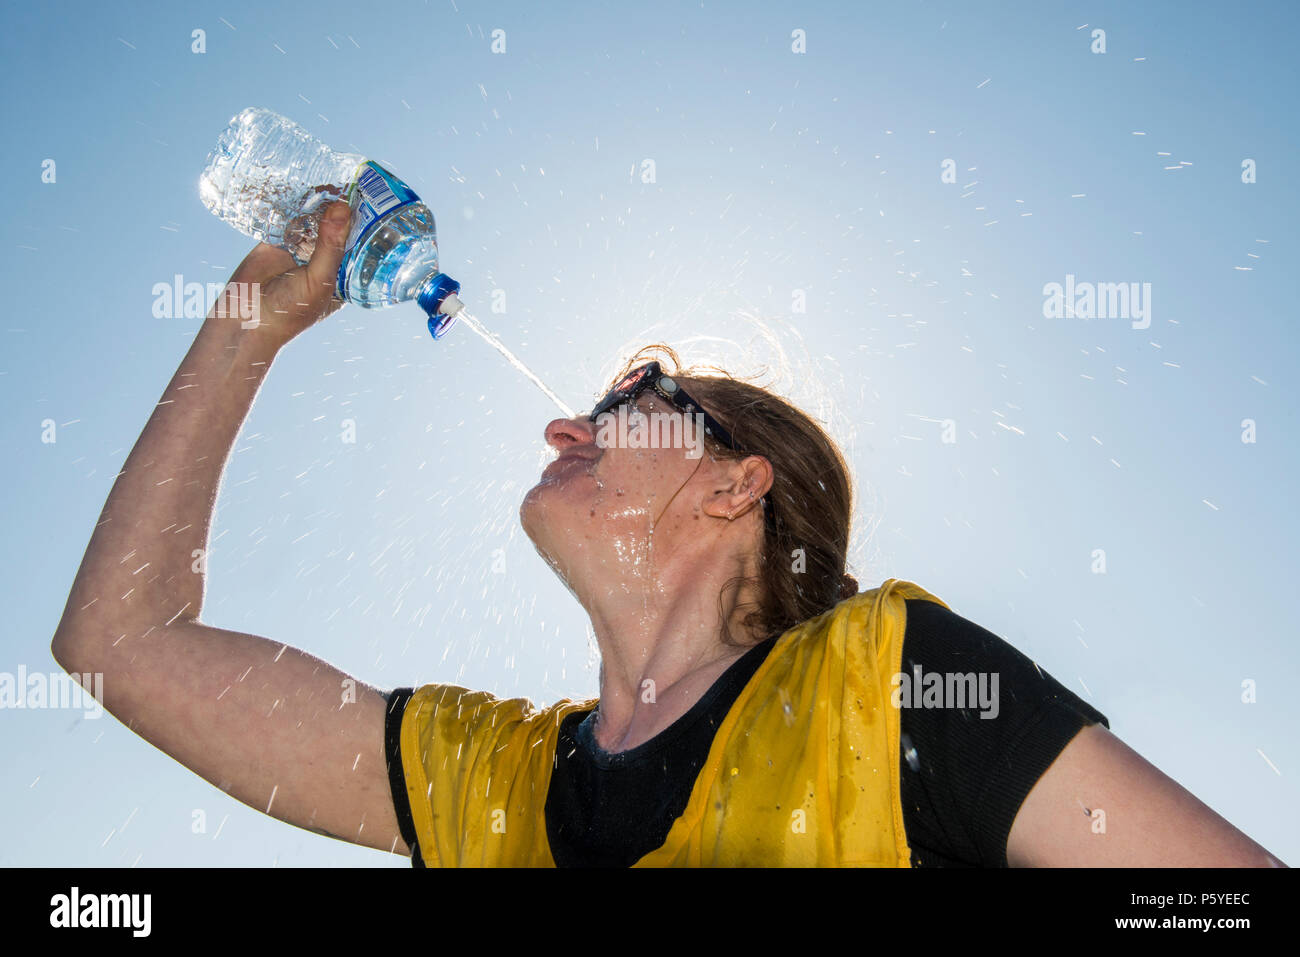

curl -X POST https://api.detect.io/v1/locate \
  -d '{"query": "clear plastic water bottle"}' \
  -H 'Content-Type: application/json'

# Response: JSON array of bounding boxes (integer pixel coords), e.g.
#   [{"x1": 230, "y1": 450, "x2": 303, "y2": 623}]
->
[{"x1": 198, "y1": 107, "x2": 464, "y2": 338}]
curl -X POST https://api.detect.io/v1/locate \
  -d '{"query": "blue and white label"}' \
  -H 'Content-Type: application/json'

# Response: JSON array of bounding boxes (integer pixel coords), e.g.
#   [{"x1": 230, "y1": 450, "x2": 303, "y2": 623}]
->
[
  {"x1": 337, "y1": 161, "x2": 421, "y2": 297},
  {"x1": 356, "y1": 164, "x2": 403, "y2": 216}
]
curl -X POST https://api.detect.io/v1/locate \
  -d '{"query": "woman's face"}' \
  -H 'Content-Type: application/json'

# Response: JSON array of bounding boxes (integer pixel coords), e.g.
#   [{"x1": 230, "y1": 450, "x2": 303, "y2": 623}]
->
[{"x1": 519, "y1": 389, "x2": 739, "y2": 601}]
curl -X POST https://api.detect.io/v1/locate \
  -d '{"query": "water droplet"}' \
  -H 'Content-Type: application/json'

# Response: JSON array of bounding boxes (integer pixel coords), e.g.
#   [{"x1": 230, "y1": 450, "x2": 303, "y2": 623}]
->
[{"x1": 901, "y1": 732, "x2": 920, "y2": 772}]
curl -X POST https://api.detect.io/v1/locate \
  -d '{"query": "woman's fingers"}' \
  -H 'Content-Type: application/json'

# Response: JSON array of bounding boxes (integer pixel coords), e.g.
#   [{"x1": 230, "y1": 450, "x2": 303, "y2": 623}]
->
[
  {"x1": 213, "y1": 200, "x2": 354, "y2": 346},
  {"x1": 230, "y1": 242, "x2": 296, "y2": 285},
  {"x1": 304, "y1": 202, "x2": 351, "y2": 302}
]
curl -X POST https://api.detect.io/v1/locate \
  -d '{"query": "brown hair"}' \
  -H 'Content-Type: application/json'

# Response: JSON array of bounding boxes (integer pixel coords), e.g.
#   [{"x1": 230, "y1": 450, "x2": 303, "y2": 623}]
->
[{"x1": 604, "y1": 344, "x2": 858, "y2": 648}]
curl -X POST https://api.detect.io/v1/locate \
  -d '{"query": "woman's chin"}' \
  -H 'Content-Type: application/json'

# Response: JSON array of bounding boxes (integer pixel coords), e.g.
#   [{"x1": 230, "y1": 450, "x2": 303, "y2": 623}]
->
[
  {"x1": 519, "y1": 483, "x2": 570, "y2": 544},
  {"x1": 519, "y1": 487, "x2": 543, "y2": 537}
]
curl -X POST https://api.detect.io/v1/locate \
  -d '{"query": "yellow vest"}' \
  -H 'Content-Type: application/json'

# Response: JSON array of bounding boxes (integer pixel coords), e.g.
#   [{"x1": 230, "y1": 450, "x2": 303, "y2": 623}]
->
[{"x1": 397, "y1": 578, "x2": 950, "y2": 866}]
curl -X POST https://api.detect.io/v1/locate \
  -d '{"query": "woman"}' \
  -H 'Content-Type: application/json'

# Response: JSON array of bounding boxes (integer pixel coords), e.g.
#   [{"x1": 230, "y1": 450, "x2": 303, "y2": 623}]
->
[{"x1": 52, "y1": 202, "x2": 1283, "y2": 867}]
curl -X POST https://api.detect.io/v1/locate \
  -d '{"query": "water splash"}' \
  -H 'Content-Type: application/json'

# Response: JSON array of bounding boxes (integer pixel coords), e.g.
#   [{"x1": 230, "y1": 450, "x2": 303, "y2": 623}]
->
[{"x1": 454, "y1": 309, "x2": 576, "y2": 418}]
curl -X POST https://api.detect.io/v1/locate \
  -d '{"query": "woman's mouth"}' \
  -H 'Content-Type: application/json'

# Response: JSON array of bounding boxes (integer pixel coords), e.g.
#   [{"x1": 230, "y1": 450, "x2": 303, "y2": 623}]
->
[{"x1": 541, "y1": 452, "x2": 596, "y2": 482}]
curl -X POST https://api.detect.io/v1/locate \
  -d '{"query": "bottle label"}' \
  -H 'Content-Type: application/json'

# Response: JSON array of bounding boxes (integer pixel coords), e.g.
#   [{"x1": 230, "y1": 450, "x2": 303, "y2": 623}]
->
[{"x1": 337, "y1": 161, "x2": 420, "y2": 297}]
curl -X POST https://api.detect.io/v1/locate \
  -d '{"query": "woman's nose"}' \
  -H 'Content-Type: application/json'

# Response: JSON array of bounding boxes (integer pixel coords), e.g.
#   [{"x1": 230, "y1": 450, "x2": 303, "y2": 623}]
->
[{"x1": 544, "y1": 415, "x2": 596, "y2": 451}]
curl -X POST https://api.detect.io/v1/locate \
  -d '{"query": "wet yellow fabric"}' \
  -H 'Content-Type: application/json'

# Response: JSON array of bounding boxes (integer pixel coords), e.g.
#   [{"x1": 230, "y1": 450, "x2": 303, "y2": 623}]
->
[{"x1": 398, "y1": 578, "x2": 949, "y2": 866}]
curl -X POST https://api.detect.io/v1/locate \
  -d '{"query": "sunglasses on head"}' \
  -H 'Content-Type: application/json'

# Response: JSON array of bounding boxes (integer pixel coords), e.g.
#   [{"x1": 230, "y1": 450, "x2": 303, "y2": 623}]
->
[{"x1": 587, "y1": 361, "x2": 777, "y2": 533}]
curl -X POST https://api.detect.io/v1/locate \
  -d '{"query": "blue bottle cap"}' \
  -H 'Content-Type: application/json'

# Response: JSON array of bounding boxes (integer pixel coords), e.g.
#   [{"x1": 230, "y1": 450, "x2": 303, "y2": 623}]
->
[{"x1": 417, "y1": 273, "x2": 463, "y2": 339}]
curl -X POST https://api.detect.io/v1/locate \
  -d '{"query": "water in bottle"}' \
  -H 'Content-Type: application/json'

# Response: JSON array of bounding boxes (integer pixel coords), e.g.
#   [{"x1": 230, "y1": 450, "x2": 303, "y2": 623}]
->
[
  {"x1": 198, "y1": 109, "x2": 575, "y2": 417},
  {"x1": 198, "y1": 107, "x2": 464, "y2": 338}
]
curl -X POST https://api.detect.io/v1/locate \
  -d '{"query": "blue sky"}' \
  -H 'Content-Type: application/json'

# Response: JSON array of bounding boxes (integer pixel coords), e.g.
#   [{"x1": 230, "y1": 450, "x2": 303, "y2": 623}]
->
[{"x1": 1, "y1": 0, "x2": 1296, "y2": 866}]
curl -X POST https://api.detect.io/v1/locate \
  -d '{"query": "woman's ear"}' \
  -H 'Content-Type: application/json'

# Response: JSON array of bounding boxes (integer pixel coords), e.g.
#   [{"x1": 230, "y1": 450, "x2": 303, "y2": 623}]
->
[
  {"x1": 746, "y1": 455, "x2": 774, "y2": 500},
  {"x1": 700, "y1": 456, "x2": 772, "y2": 521}
]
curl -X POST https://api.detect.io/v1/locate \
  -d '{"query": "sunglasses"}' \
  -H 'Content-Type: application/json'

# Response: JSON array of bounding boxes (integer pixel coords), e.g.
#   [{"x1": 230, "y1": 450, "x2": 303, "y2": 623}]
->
[{"x1": 587, "y1": 361, "x2": 777, "y2": 534}]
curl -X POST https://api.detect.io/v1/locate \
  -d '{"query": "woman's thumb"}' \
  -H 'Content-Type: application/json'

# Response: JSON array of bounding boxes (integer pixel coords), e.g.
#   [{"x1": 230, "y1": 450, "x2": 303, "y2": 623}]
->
[{"x1": 305, "y1": 201, "x2": 351, "y2": 294}]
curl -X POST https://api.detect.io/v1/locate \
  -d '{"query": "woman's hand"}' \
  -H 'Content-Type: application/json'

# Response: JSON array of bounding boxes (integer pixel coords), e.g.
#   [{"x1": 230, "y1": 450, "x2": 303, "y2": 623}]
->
[{"x1": 210, "y1": 199, "x2": 352, "y2": 350}]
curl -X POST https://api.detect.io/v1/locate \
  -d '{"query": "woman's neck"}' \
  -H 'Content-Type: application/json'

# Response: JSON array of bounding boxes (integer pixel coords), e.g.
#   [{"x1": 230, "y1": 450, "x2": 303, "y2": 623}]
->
[{"x1": 582, "y1": 556, "x2": 764, "y2": 753}]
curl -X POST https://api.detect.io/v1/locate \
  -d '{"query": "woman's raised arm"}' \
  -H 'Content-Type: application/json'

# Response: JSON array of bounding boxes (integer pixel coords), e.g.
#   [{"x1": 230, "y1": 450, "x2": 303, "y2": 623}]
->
[{"x1": 50, "y1": 204, "x2": 410, "y2": 856}]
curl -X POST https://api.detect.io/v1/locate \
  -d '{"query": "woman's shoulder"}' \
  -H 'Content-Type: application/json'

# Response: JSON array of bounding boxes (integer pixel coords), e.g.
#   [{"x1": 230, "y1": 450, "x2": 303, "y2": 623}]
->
[
  {"x1": 778, "y1": 578, "x2": 951, "y2": 651},
  {"x1": 400, "y1": 682, "x2": 600, "y2": 738}
]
